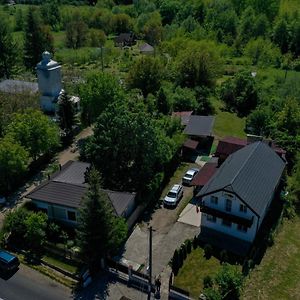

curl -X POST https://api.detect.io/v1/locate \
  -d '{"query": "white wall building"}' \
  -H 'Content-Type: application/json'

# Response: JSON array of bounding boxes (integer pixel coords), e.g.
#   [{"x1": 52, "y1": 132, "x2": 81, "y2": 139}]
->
[
  {"x1": 197, "y1": 141, "x2": 285, "y2": 244},
  {"x1": 36, "y1": 51, "x2": 63, "y2": 113}
]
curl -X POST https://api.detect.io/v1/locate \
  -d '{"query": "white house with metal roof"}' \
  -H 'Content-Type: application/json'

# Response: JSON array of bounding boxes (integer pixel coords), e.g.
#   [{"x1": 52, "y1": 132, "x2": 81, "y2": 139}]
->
[
  {"x1": 26, "y1": 160, "x2": 136, "y2": 226},
  {"x1": 197, "y1": 141, "x2": 285, "y2": 244}
]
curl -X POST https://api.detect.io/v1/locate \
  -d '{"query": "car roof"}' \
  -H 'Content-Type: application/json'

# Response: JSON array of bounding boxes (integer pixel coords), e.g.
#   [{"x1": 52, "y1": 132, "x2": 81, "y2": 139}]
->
[
  {"x1": 171, "y1": 184, "x2": 182, "y2": 191},
  {"x1": 186, "y1": 168, "x2": 199, "y2": 175},
  {"x1": 0, "y1": 250, "x2": 16, "y2": 263}
]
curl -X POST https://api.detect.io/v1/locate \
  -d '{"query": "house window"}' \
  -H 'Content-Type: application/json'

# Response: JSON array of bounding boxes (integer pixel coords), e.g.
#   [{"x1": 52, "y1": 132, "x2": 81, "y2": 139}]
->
[
  {"x1": 222, "y1": 219, "x2": 231, "y2": 227},
  {"x1": 240, "y1": 204, "x2": 247, "y2": 213},
  {"x1": 67, "y1": 211, "x2": 76, "y2": 222},
  {"x1": 225, "y1": 199, "x2": 232, "y2": 212},
  {"x1": 237, "y1": 224, "x2": 248, "y2": 232},
  {"x1": 207, "y1": 214, "x2": 217, "y2": 223},
  {"x1": 210, "y1": 196, "x2": 218, "y2": 205}
]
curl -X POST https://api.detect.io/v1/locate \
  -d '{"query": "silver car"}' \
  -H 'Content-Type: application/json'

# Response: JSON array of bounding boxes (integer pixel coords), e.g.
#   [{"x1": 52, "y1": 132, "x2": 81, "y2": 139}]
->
[
  {"x1": 182, "y1": 168, "x2": 200, "y2": 186},
  {"x1": 164, "y1": 184, "x2": 183, "y2": 207}
]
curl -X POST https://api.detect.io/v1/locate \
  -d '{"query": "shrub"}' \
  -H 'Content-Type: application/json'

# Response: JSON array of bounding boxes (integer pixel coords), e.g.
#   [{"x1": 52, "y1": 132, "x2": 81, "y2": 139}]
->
[
  {"x1": 172, "y1": 249, "x2": 179, "y2": 275},
  {"x1": 181, "y1": 243, "x2": 187, "y2": 260},
  {"x1": 193, "y1": 235, "x2": 198, "y2": 249},
  {"x1": 203, "y1": 275, "x2": 214, "y2": 288},
  {"x1": 204, "y1": 244, "x2": 213, "y2": 259},
  {"x1": 220, "y1": 249, "x2": 228, "y2": 263},
  {"x1": 186, "y1": 239, "x2": 192, "y2": 254}
]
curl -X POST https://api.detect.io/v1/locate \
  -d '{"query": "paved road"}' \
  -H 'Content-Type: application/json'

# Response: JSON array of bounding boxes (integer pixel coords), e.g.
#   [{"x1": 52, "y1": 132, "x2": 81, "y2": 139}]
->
[{"x1": 0, "y1": 264, "x2": 71, "y2": 300}]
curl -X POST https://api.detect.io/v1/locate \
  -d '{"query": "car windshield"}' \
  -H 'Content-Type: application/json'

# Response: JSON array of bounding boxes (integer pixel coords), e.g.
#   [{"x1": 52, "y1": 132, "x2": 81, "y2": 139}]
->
[
  {"x1": 167, "y1": 192, "x2": 177, "y2": 198},
  {"x1": 185, "y1": 174, "x2": 193, "y2": 179}
]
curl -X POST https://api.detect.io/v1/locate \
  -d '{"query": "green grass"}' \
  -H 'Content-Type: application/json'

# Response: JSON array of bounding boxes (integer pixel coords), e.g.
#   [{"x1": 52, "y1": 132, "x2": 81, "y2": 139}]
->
[
  {"x1": 280, "y1": 0, "x2": 300, "y2": 15},
  {"x1": 242, "y1": 217, "x2": 300, "y2": 300},
  {"x1": 42, "y1": 254, "x2": 78, "y2": 274},
  {"x1": 174, "y1": 248, "x2": 222, "y2": 299},
  {"x1": 212, "y1": 97, "x2": 246, "y2": 139}
]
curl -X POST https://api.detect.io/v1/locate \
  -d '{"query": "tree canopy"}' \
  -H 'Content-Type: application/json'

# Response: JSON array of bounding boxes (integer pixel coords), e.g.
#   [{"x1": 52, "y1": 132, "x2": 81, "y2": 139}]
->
[{"x1": 6, "y1": 109, "x2": 60, "y2": 160}]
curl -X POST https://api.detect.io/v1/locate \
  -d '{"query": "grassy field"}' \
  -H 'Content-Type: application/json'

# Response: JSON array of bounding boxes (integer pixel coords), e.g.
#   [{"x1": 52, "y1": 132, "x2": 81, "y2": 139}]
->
[
  {"x1": 242, "y1": 217, "x2": 300, "y2": 300},
  {"x1": 173, "y1": 248, "x2": 223, "y2": 299},
  {"x1": 280, "y1": 0, "x2": 300, "y2": 15},
  {"x1": 212, "y1": 97, "x2": 246, "y2": 139}
]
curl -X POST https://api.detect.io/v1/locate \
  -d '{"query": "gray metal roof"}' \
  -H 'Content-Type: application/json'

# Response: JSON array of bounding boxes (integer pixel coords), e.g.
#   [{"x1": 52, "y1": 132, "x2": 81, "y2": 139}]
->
[
  {"x1": 140, "y1": 43, "x2": 154, "y2": 52},
  {"x1": 198, "y1": 142, "x2": 285, "y2": 217},
  {"x1": 0, "y1": 80, "x2": 38, "y2": 94},
  {"x1": 54, "y1": 161, "x2": 90, "y2": 185},
  {"x1": 184, "y1": 115, "x2": 215, "y2": 136},
  {"x1": 27, "y1": 160, "x2": 136, "y2": 217}
]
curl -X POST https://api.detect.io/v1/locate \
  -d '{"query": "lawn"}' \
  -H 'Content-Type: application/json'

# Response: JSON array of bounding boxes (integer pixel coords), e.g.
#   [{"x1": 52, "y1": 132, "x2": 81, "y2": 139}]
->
[
  {"x1": 280, "y1": 0, "x2": 300, "y2": 15},
  {"x1": 212, "y1": 97, "x2": 246, "y2": 139},
  {"x1": 242, "y1": 216, "x2": 300, "y2": 300},
  {"x1": 42, "y1": 253, "x2": 78, "y2": 274},
  {"x1": 173, "y1": 248, "x2": 222, "y2": 299}
]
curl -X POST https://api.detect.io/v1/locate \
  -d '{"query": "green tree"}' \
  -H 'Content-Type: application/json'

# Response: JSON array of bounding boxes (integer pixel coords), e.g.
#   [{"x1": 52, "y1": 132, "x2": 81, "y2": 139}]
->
[
  {"x1": 41, "y1": 0, "x2": 61, "y2": 30},
  {"x1": 215, "y1": 264, "x2": 243, "y2": 300},
  {"x1": 175, "y1": 41, "x2": 221, "y2": 88},
  {"x1": 84, "y1": 100, "x2": 175, "y2": 191},
  {"x1": 6, "y1": 109, "x2": 60, "y2": 160},
  {"x1": 76, "y1": 168, "x2": 127, "y2": 272},
  {"x1": 0, "y1": 16, "x2": 17, "y2": 78},
  {"x1": 57, "y1": 91, "x2": 76, "y2": 140},
  {"x1": 79, "y1": 72, "x2": 123, "y2": 125},
  {"x1": 290, "y1": 21, "x2": 300, "y2": 56},
  {"x1": 170, "y1": 86, "x2": 197, "y2": 112},
  {"x1": 127, "y1": 56, "x2": 163, "y2": 97},
  {"x1": 203, "y1": 287, "x2": 222, "y2": 300},
  {"x1": 273, "y1": 18, "x2": 290, "y2": 53},
  {"x1": 156, "y1": 87, "x2": 170, "y2": 115},
  {"x1": 24, "y1": 8, "x2": 54, "y2": 69},
  {"x1": 141, "y1": 11, "x2": 163, "y2": 46},
  {"x1": 65, "y1": 16, "x2": 88, "y2": 49},
  {"x1": 112, "y1": 13, "x2": 133, "y2": 34},
  {"x1": 220, "y1": 71, "x2": 259, "y2": 116},
  {"x1": 2, "y1": 208, "x2": 29, "y2": 245},
  {"x1": 15, "y1": 9, "x2": 24, "y2": 31},
  {"x1": 246, "y1": 106, "x2": 272, "y2": 136},
  {"x1": 89, "y1": 29, "x2": 106, "y2": 47},
  {"x1": 0, "y1": 137, "x2": 29, "y2": 196},
  {"x1": 24, "y1": 212, "x2": 47, "y2": 253}
]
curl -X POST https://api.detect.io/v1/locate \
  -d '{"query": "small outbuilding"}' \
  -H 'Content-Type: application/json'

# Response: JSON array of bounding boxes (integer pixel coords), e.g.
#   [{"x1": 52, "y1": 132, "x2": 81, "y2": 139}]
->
[
  {"x1": 114, "y1": 33, "x2": 136, "y2": 48},
  {"x1": 172, "y1": 111, "x2": 193, "y2": 126},
  {"x1": 139, "y1": 43, "x2": 154, "y2": 54}
]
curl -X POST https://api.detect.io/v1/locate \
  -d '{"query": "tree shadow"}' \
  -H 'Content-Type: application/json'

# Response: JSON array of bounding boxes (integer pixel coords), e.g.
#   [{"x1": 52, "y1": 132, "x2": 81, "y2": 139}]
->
[{"x1": 72, "y1": 271, "x2": 131, "y2": 300}]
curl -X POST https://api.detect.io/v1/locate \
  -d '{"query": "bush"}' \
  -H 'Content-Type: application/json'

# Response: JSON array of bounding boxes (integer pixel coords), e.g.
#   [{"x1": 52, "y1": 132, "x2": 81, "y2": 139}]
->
[
  {"x1": 172, "y1": 249, "x2": 179, "y2": 275},
  {"x1": 186, "y1": 239, "x2": 192, "y2": 254},
  {"x1": 181, "y1": 243, "x2": 187, "y2": 260},
  {"x1": 203, "y1": 275, "x2": 214, "y2": 288},
  {"x1": 220, "y1": 249, "x2": 228, "y2": 263},
  {"x1": 193, "y1": 235, "x2": 198, "y2": 249},
  {"x1": 47, "y1": 222, "x2": 61, "y2": 244},
  {"x1": 204, "y1": 244, "x2": 213, "y2": 259}
]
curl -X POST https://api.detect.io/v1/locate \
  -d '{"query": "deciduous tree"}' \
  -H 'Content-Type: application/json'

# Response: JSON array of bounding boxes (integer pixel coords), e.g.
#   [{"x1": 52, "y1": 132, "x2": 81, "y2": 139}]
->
[{"x1": 6, "y1": 109, "x2": 60, "y2": 160}]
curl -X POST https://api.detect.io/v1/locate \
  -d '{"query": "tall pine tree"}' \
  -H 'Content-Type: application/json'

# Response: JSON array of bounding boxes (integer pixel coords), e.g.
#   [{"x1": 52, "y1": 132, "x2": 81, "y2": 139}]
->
[
  {"x1": 0, "y1": 16, "x2": 17, "y2": 78},
  {"x1": 23, "y1": 7, "x2": 54, "y2": 70},
  {"x1": 76, "y1": 168, "x2": 127, "y2": 273},
  {"x1": 57, "y1": 91, "x2": 76, "y2": 141}
]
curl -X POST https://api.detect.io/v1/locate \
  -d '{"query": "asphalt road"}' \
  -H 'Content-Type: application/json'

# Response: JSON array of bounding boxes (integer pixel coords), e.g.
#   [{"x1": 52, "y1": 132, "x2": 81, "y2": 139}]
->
[{"x1": 0, "y1": 264, "x2": 71, "y2": 300}]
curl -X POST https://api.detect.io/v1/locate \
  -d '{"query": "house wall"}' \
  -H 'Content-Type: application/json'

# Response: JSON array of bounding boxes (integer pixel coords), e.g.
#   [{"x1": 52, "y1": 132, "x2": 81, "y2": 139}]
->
[
  {"x1": 32, "y1": 200, "x2": 79, "y2": 226},
  {"x1": 200, "y1": 191, "x2": 259, "y2": 242}
]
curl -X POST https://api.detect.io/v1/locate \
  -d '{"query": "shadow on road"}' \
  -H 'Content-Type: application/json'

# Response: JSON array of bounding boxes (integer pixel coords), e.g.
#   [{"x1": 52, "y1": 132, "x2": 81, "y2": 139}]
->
[
  {"x1": 73, "y1": 272, "x2": 126, "y2": 300},
  {"x1": 0, "y1": 268, "x2": 19, "y2": 281}
]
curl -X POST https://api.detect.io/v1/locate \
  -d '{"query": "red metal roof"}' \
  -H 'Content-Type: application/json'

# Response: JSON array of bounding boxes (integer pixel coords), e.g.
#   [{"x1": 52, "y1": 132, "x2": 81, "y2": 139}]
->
[
  {"x1": 191, "y1": 162, "x2": 218, "y2": 186},
  {"x1": 215, "y1": 137, "x2": 247, "y2": 157},
  {"x1": 183, "y1": 139, "x2": 199, "y2": 150}
]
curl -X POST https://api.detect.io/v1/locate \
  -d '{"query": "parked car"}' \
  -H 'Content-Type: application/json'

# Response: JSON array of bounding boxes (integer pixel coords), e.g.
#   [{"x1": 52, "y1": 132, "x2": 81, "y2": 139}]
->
[
  {"x1": 182, "y1": 168, "x2": 200, "y2": 186},
  {"x1": 164, "y1": 184, "x2": 183, "y2": 207},
  {"x1": 0, "y1": 250, "x2": 20, "y2": 272}
]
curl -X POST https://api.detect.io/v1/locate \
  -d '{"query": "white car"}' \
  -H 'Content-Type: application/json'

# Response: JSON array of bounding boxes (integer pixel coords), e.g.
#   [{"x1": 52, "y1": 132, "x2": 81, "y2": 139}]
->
[
  {"x1": 182, "y1": 168, "x2": 200, "y2": 186},
  {"x1": 164, "y1": 184, "x2": 183, "y2": 207}
]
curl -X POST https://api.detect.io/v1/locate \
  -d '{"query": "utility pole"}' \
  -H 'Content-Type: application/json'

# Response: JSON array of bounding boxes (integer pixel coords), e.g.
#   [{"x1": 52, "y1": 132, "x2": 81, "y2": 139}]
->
[{"x1": 148, "y1": 226, "x2": 152, "y2": 300}]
